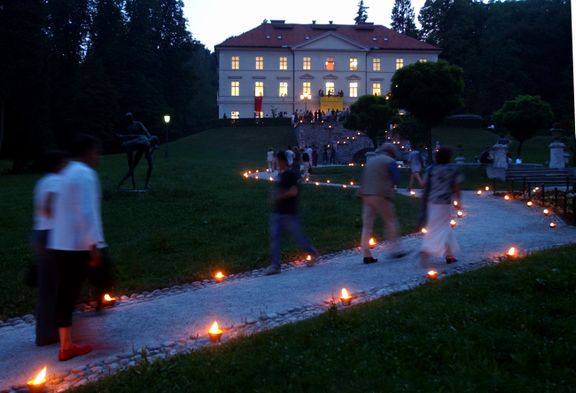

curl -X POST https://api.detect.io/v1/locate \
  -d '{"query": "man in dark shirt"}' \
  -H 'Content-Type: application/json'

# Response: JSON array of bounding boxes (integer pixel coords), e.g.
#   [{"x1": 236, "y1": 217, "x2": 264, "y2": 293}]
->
[{"x1": 265, "y1": 151, "x2": 318, "y2": 275}]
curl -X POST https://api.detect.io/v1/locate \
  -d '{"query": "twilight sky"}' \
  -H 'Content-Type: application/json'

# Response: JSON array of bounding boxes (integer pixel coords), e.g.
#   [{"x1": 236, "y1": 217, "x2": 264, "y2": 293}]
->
[{"x1": 182, "y1": 0, "x2": 428, "y2": 52}]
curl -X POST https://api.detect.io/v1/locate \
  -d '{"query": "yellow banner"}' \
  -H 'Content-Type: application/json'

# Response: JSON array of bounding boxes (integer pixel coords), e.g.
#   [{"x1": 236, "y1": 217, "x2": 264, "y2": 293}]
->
[{"x1": 320, "y1": 96, "x2": 344, "y2": 112}]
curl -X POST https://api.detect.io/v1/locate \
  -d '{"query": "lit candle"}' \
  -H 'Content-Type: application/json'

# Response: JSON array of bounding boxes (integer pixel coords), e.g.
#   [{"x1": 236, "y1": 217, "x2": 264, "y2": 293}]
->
[
  {"x1": 477, "y1": 190, "x2": 482, "y2": 195},
  {"x1": 340, "y1": 288, "x2": 352, "y2": 305},
  {"x1": 504, "y1": 195, "x2": 511, "y2": 201},
  {"x1": 484, "y1": 186, "x2": 490, "y2": 191},
  {"x1": 315, "y1": 182, "x2": 320, "y2": 186},
  {"x1": 349, "y1": 181, "x2": 354, "y2": 186},
  {"x1": 526, "y1": 201, "x2": 533, "y2": 207},
  {"x1": 27, "y1": 366, "x2": 47, "y2": 393},
  {"x1": 543, "y1": 208, "x2": 551, "y2": 216},
  {"x1": 268, "y1": 177, "x2": 274, "y2": 182},
  {"x1": 450, "y1": 219, "x2": 457, "y2": 228},
  {"x1": 254, "y1": 175, "x2": 259, "y2": 180},
  {"x1": 243, "y1": 172, "x2": 249, "y2": 178},
  {"x1": 410, "y1": 190, "x2": 416, "y2": 196},
  {"x1": 369, "y1": 237, "x2": 376, "y2": 249},
  {"x1": 457, "y1": 210, "x2": 464, "y2": 218},
  {"x1": 549, "y1": 222, "x2": 557, "y2": 229},
  {"x1": 208, "y1": 321, "x2": 223, "y2": 343},
  {"x1": 427, "y1": 270, "x2": 438, "y2": 280},
  {"x1": 326, "y1": 180, "x2": 331, "y2": 183},
  {"x1": 305, "y1": 177, "x2": 309, "y2": 182},
  {"x1": 102, "y1": 293, "x2": 116, "y2": 307},
  {"x1": 453, "y1": 200, "x2": 459, "y2": 207},
  {"x1": 506, "y1": 247, "x2": 517, "y2": 259},
  {"x1": 342, "y1": 184, "x2": 347, "y2": 188},
  {"x1": 214, "y1": 271, "x2": 225, "y2": 283},
  {"x1": 421, "y1": 227, "x2": 428, "y2": 234}
]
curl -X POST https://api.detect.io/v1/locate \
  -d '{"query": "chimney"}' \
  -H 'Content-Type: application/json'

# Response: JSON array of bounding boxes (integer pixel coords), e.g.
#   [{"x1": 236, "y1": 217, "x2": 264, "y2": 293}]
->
[
  {"x1": 329, "y1": 20, "x2": 333, "y2": 24},
  {"x1": 312, "y1": 20, "x2": 316, "y2": 24}
]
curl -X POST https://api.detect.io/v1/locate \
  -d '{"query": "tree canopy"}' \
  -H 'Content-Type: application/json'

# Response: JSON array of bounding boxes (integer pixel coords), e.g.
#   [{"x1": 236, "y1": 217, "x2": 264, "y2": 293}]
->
[
  {"x1": 354, "y1": 0, "x2": 369, "y2": 24},
  {"x1": 391, "y1": 0, "x2": 419, "y2": 38},
  {"x1": 344, "y1": 95, "x2": 395, "y2": 147},
  {"x1": 492, "y1": 95, "x2": 554, "y2": 158},
  {"x1": 0, "y1": 0, "x2": 217, "y2": 171}
]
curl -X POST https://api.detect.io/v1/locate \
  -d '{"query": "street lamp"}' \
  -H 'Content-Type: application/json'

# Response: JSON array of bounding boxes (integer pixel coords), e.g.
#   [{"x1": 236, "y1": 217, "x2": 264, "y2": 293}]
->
[
  {"x1": 163, "y1": 114, "x2": 171, "y2": 158},
  {"x1": 300, "y1": 93, "x2": 311, "y2": 112}
]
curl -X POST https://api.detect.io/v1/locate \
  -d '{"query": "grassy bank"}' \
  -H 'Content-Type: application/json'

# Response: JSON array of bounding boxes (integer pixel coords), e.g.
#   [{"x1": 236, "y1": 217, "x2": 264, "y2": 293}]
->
[
  {"x1": 74, "y1": 244, "x2": 576, "y2": 393},
  {"x1": 0, "y1": 126, "x2": 419, "y2": 319}
]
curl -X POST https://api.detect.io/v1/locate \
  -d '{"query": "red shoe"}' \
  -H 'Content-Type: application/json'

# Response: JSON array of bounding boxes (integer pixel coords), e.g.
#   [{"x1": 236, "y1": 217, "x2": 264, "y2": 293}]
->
[{"x1": 58, "y1": 344, "x2": 92, "y2": 361}]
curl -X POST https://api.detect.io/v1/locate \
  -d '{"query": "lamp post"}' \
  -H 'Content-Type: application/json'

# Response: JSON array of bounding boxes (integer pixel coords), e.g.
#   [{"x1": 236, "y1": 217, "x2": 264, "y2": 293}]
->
[
  {"x1": 163, "y1": 114, "x2": 171, "y2": 158},
  {"x1": 300, "y1": 93, "x2": 311, "y2": 112}
]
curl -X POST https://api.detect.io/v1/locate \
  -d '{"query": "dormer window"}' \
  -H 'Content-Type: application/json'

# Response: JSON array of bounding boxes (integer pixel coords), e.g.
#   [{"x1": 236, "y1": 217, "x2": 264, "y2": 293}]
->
[{"x1": 349, "y1": 57, "x2": 358, "y2": 71}]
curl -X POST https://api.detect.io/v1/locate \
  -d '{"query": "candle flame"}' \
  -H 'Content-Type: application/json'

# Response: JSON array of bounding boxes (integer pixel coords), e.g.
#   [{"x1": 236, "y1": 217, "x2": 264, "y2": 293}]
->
[
  {"x1": 369, "y1": 237, "x2": 376, "y2": 247},
  {"x1": 243, "y1": 172, "x2": 249, "y2": 178},
  {"x1": 450, "y1": 219, "x2": 457, "y2": 227},
  {"x1": 215, "y1": 271, "x2": 224, "y2": 280},
  {"x1": 457, "y1": 210, "x2": 463, "y2": 217},
  {"x1": 453, "y1": 201, "x2": 459, "y2": 206},
  {"x1": 485, "y1": 186, "x2": 490, "y2": 191},
  {"x1": 410, "y1": 190, "x2": 416, "y2": 196},
  {"x1": 28, "y1": 367, "x2": 47, "y2": 386},
  {"x1": 326, "y1": 180, "x2": 331, "y2": 183},
  {"x1": 543, "y1": 208, "x2": 550, "y2": 215},
  {"x1": 315, "y1": 182, "x2": 320, "y2": 186},
  {"x1": 340, "y1": 288, "x2": 351, "y2": 299},
  {"x1": 527, "y1": 201, "x2": 533, "y2": 207},
  {"x1": 427, "y1": 270, "x2": 438, "y2": 279},
  {"x1": 477, "y1": 190, "x2": 482, "y2": 195},
  {"x1": 342, "y1": 184, "x2": 347, "y2": 188},
  {"x1": 549, "y1": 222, "x2": 557, "y2": 228},
  {"x1": 350, "y1": 181, "x2": 354, "y2": 186},
  {"x1": 421, "y1": 227, "x2": 428, "y2": 234},
  {"x1": 504, "y1": 195, "x2": 511, "y2": 200},
  {"x1": 507, "y1": 247, "x2": 517, "y2": 257},
  {"x1": 306, "y1": 255, "x2": 312, "y2": 261},
  {"x1": 103, "y1": 293, "x2": 115, "y2": 302},
  {"x1": 209, "y1": 321, "x2": 222, "y2": 335}
]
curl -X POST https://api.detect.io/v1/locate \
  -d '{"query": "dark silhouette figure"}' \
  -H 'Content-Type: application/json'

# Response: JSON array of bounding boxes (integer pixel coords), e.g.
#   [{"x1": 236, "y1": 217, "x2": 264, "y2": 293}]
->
[{"x1": 117, "y1": 113, "x2": 159, "y2": 190}]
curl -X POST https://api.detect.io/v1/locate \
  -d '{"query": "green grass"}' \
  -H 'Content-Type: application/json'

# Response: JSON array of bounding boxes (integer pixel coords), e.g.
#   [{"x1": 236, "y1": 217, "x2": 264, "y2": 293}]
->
[
  {"x1": 73, "y1": 245, "x2": 576, "y2": 393},
  {"x1": 0, "y1": 126, "x2": 419, "y2": 319}
]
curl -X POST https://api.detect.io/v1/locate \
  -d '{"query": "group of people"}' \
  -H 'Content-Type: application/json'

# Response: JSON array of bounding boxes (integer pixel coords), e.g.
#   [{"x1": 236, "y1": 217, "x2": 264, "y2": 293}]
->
[
  {"x1": 291, "y1": 108, "x2": 348, "y2": 125},
  {"x1": 264, "y1": 142, "x2": 463, "y2": 274},
  {"x1": 31, "y1": 134, "x2": 108, "y2": 361},
  {"x1": 267, "y1": 145, "x2": 320, "y2": 177}
]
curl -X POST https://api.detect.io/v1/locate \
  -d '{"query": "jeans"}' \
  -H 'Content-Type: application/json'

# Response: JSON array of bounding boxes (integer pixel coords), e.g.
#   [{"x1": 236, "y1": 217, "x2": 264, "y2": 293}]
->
[{"x1": 270, "y1": 213, "x2": 318, "y2": 267}]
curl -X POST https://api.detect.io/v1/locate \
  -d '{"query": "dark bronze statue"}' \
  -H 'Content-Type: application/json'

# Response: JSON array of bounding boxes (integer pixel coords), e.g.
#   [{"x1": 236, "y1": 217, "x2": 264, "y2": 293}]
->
[{"x1": 117, "y1": 112, "x2": 159, "y2": 190}]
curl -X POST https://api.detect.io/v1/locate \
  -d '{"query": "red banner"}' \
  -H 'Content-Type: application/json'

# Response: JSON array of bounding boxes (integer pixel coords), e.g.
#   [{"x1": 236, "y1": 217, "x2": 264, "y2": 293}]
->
[{"x1": 254, "y1": 96, "x2": 263, "y2": 113}]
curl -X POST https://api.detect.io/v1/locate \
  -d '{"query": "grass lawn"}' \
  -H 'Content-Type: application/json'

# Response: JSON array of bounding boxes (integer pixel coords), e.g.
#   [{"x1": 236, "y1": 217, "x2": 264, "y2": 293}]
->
[
  {"x1": 0, "y1": 126, "x2": 419, "y2": 319},
  {"x1": 73, "y1": 244, "x2": 576, "y2": 393}
]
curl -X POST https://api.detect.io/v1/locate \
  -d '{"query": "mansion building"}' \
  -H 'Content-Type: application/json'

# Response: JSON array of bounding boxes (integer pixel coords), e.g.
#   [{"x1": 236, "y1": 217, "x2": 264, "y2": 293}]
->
[{"x1": 215, "y1": 20, "x2": 440, "y2": 119}]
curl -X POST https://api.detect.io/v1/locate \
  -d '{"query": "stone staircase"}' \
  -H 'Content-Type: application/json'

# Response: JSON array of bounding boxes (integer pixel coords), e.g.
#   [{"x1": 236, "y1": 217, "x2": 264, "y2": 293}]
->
[{"x1": 505, "y1": 166, "x2": 575, "y2": 189}]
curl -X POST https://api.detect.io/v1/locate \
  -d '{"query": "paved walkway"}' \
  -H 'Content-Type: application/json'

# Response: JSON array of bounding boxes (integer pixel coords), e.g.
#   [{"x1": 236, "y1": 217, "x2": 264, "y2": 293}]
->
[{"x1": 1, "y1": 174, "x2": 575, "y2": 391}]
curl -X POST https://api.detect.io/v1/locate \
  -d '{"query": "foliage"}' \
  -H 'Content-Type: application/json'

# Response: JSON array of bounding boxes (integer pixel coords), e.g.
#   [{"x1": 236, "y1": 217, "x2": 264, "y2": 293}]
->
[
  {"x1": 354, "y1": 0, "x2": 369, "y2": 24},
  {"x1": 391, "y1": 0, "x2": 419, "y2": 38},
  {"x1": 0, "y1": 126, "x2": 420, "y2": 319},
  {"x1": 417, "y1": 0, "x2": 573, "y2": 126},
  {"x1": 74, "y1": 245, "x2": 576, "y2": 393},
  {"x1": 492, "y1": 95, "x2": 554, "y2": 158},
  {"x1": 390, "y1": 60, "x2": 464, "y2": 151},
  {"x1": 0, "y1": 0, "x2": 218, "y2": 168},
  {"x1": 344, "y1": 95, "x2": 395, "y2": 147}
]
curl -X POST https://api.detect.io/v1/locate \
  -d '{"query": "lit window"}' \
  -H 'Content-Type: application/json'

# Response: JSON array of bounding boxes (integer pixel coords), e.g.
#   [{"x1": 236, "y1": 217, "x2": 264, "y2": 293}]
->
[
  {"x1": 303, "y1": 56, "x2": 311, "y2": 70},
  {"x1": 255, "y1": 81, "x2": 264, "y2": 96},
  {"x1": 231, "y1": 56, "x2": 240, "y2": 70},
  {"x1": 231, "y1": 111, "x2": 240, "y2": 119},
  {"x1": 396, "y1": 58, "x2": 404, "y2": 70},
  {"x1": 372, "y1": 58, "x2": 381, "y2": 71},
  {"x1": 302, "y1": 82, "x2": 311, "y2": 96},
  {"x1": 325, "y1": 81, "x2": 335, "y2": 95},
  {"x1": 231, "y1": 81, "x2": 239, "y2": 96},
  {"x1": 419, "y1": 58, "x2": 428, "y2": 63},
  {"x1": 325, "y1": 57, "x2": 335, "y2": 71},
  {"x1": 372, "y1": 83, "x2": 381, "y2": 96},
  {"x1": 279, "y1": 82, "x2": 288, "y2": 97},
  {"x1": 255, "y1": 56, "x2": 264, "y2": 70},
  {"x1": 279, "y1": 56, "x2": 288, "y2": 70},
  {"x1": 349, "y1": 57, "x2": 358, "y2": 71},
  {"x1": 349, "y1": 82, "x2": 358, "y2": 98}
]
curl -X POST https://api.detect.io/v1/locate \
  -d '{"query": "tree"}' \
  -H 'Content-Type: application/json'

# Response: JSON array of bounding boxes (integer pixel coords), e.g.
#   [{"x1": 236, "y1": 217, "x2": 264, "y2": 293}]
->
[
  {"x1": 492, "y1": 95, "x2": 553, "y2": 159},
  {"x1": 344, "y1": 95, "x2": 395, "y2": 147},
  {"x1": 391, "y1": 0, "x2": 419, "y2": 38},
  {"x1": 390, "y1": 60, "x2": 464, "y2": 152},
  {"x1": 354, "y1": 0, "x2": 369, "y2": 24}
]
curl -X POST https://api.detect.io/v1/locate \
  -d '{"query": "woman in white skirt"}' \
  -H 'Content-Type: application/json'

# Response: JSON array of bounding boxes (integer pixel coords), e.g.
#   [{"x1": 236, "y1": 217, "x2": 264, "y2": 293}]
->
[{"x1": 420, "y1": 147, "x2": 463, "y2": 267}]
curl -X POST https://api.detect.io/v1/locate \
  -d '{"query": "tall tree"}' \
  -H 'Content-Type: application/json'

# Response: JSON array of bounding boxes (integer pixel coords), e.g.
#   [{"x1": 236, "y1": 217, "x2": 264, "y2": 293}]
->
[
  {"x1": 390, "y1": 60, "x2": 464, "y2": 152},
  {"x1": 354, "y1": 0, "x2": 369, "y2": 24},
  {"x1": 492, "y1": 95, "x2": 553, "y2": 159},
  {"x1": 391, "y1": 0, "x2": 419, "y2": 38}
]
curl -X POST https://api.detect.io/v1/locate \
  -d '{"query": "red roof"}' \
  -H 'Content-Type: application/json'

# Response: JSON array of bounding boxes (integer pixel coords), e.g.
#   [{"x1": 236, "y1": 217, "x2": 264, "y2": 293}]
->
[{"x1": 215, "y1": 22, "x2": 440, "y2": 52}]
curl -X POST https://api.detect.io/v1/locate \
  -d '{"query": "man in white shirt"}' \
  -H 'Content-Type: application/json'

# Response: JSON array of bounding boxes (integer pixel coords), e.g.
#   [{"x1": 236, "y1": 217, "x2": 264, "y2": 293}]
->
[{"x1": 48, "y1": 134, "x2": 105, "y2": 361}]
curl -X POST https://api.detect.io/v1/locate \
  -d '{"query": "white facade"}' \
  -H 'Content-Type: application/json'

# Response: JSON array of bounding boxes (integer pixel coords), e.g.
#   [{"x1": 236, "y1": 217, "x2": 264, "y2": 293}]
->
[{"x1": 216, "y1": 23, "x2": 440, "y2": 119}]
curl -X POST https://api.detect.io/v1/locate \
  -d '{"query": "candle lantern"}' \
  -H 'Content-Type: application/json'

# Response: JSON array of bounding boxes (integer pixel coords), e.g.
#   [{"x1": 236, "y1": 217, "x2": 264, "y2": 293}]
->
[
  {"x1": 427, "y1": 270, "x2": 438, "y2": 280},
  {"x1": 549, "y1": 222, "x2": 557, "y2": 229},
  {"x1": 453, "y1": 200, "x2": 459, "y2": 207},
  {"x1": 326, "y1": 180, "x2": 331, "y2": 183},
  {"x1": 504, "y1": 195, "x2": 511, "y2": 201},
  {"x1": 340, "y1": 288, "x2": 352, "y2": 305},
  {"x1": 342, "y1": 184, "x2": 347, "y2": 188},
  {"x1": 369, "y1": 237, "x2": 376, "y2": 249},
  {"x1": 421, "y1": 227, "x2": 428, "y2": 234},
  {"x1": 410, "y1": 190, "x2": 416, "y2": 196},
  {"x1": 477, "y1": 190, "x2": 482, "y2": 195},
  {"x1": 484, "y1": 186, "x2": 490, "y2": 191},
  {"x1": 349, "y1": 181, "x2": 354, "y2": 186},
  {"x1": 457, "y1": 210, "x2": 464, "y2": 218},
  {"x1": 543, "y1": 208, "x2": 551, "y2": 216},
  {"x1": 315, "y1": 182, "x2": 320, "y2": 186},
  {"x1": 102, "y1": 293, "x2": 116, "y2": 308},
  {"x1": 27, "y1": 367, "x2": 47, "y2": 393},
  {"x1": 506, "y1": 247, "x2": 518, "y2": 260},
  {"x1": 526, "y1": 201, "x2": 533, "y2": 207},
  {"x1": 449, "y1": 219, "x2": 457, "y2": 228},
  {"x1": 208, "y1": 321, "x2": 223, "y2": 343},
  {"x1": 214, "y1": 271, "x2": 225, "y2": 283}
]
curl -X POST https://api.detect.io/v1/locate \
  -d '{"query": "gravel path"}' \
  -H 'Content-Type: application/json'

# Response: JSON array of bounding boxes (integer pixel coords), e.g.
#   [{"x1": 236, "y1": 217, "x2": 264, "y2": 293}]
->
[{"x1": 1, "y1": 175, "x2": 575, "y2": 392}]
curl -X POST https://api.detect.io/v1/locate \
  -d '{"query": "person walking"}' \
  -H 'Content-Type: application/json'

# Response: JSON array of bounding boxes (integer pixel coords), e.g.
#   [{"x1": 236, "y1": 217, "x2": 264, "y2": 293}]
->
[
  {"x1": 31, "y1": 150, "x2": 67, "y2": 346},
  {"x1": 358, "y1": 143, "x2": 407, "y2": 263},
  {"x1": 265, "y1": 151, "x2": 318, "y2": 275},
  {"x1": 419, "y1": 147, "x2": 463, "y2": 267},
  {"x1": 47, "y1": 134, "x2": 106, "y2": 361},
  {"x1": 407, "y1": 146, "x2": 424, "y2": 190},
  {"x1": 266, "y1": 147, "x2": 275, "y2": 172}
]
